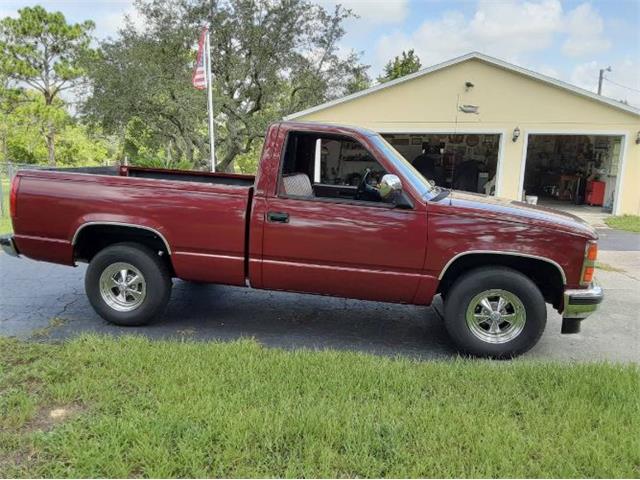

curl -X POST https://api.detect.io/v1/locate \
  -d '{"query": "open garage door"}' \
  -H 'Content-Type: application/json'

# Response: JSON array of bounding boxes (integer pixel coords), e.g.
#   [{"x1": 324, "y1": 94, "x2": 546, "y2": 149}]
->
[
  {"x1": 381, "y1": 133, "x2": 501, "y2": 195},
  {"x1": 523, "y1": 134, "x2": 622, "y2": 212}
]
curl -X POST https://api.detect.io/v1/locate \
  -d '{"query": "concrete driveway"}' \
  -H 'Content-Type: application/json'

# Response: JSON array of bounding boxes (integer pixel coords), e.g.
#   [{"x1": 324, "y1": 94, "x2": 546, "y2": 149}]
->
[{"x1": 1, "y1": 229, "x2": 638, "y2": 362}]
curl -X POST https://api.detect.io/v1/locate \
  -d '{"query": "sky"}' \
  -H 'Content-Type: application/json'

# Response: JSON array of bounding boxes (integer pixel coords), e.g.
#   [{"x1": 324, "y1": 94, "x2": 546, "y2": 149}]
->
[{"x1": 3, "y1": 0, "x2": 640, "y2": 106}]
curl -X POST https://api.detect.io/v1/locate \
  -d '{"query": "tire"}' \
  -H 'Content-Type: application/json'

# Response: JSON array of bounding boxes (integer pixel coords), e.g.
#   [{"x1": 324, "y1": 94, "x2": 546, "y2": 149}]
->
[
  {"x1": 443, "y1": 267, "x2": 546, "y2": 358},
  {"x1": 85, "y1": 242, "x2": 172, "y2": 326}
]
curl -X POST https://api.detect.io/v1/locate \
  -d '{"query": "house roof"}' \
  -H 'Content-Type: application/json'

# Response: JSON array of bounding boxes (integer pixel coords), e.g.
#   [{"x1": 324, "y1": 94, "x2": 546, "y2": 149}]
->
[{"x1": 284, "y1": 52, "x2": 640, "y2": 120}]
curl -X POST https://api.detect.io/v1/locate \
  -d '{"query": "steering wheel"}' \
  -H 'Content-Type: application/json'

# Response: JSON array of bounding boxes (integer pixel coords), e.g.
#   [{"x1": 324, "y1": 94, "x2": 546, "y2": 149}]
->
[{"x1": 355, "y1": 168, "x2": 381, "y2": 202}]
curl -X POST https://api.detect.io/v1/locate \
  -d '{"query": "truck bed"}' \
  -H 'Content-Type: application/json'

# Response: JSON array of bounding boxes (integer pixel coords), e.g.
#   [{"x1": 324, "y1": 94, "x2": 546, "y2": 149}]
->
[
  {"x1": 121, "y1": 166, "x2": 255, "y2": 186},
  {"x1": 12, "y1": 165, "x2": 255, "y2": 287},
  {"x1": 37, "y1": 165, "x2": 255, "y2": 187}
]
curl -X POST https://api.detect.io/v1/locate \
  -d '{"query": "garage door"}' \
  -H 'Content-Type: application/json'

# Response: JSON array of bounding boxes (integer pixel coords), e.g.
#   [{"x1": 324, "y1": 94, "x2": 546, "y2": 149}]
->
[{"x1": 522, "y1": 134, "x2": 622, "y2": 211}]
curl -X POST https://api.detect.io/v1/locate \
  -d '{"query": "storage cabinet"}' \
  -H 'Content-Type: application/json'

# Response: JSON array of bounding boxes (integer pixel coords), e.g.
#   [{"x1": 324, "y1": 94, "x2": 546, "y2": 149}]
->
[{"x1": 586, "y1": 180, "x2": 605, "y2": 206}]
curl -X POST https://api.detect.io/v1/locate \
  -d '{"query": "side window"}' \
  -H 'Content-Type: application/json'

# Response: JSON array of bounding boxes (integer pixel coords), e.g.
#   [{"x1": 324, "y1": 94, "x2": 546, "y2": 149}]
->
[{"x1": 280, "y1": 132, "x2": 387, "y2": 202}]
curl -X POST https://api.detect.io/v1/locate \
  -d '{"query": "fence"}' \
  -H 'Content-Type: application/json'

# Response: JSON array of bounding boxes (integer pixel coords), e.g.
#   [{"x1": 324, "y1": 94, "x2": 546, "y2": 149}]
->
[
  {"x1": 0, "y1": 162, "x2": 48, "y2": 216},
  {"x1": 0, "y1": 161, "x2": 123, "y2": 216}
]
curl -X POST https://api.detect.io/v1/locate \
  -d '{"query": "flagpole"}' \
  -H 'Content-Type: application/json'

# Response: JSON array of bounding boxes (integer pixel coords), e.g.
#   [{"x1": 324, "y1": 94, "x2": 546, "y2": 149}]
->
[{"x1": 204, "y1": 29, "x2": 216, "y2": 172}]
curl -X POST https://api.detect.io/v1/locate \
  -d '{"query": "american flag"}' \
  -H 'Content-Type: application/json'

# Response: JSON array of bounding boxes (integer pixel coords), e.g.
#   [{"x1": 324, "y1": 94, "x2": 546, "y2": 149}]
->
[{"x1": 192, "y1": 27, "x2": 208, "y2": 90}]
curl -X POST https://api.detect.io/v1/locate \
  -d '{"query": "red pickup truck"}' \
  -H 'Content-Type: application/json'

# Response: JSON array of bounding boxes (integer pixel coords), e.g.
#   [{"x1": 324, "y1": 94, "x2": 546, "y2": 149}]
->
[{"x1": 1, "y1": 121, "x2": 603, "y2": 357}]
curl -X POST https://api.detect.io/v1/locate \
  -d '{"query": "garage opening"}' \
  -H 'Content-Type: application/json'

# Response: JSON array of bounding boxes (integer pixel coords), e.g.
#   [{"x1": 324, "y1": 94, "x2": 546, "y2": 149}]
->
[
  {"x1": 382, "y1": 133, "x2": 501, "y2": 195},
  {"x1": 523, "y1": 134, "x2": 622, "y2": 212}
]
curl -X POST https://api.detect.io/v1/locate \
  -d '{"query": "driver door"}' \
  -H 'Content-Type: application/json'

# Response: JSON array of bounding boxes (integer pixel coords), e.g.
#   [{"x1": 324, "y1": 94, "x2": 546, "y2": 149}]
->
[{"x1": 260, "y1": 131, "x2": 428, "y2": 304}]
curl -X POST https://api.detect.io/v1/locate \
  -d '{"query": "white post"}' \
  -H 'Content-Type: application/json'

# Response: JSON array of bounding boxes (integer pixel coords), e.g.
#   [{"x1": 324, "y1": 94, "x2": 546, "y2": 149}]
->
[
  {"x1": 313, "y1": 139, "x2": 322, "y2": 183},
  {"x1": 205, "y1": 29, "x2": 216, "y2": 172}
]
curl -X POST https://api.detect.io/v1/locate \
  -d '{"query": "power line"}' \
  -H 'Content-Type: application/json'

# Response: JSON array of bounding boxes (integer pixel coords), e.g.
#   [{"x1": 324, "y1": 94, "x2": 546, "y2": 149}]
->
[{"x1": 603, "y1": 76, "x2": 640, "y2": 94}]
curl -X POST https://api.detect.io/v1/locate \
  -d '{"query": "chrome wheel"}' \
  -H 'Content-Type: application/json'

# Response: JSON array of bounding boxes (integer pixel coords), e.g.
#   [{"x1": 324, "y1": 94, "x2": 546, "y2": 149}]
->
[
  {"x1": 99, "y1": 262, "x2": 146, "y2": 312},
  {"x1": 465, "y1": 289, "x2": 526, "y2": 344}
]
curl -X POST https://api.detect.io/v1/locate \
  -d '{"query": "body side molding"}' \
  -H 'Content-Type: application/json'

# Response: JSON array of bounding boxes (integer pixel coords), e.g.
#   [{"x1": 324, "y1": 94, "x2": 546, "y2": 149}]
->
[
  {"x1": 71, "y1": 221, "x2": 172, "y2": 254},
  {"x1": 438, "y1": 250, "x2": 567, "y2": 284}
]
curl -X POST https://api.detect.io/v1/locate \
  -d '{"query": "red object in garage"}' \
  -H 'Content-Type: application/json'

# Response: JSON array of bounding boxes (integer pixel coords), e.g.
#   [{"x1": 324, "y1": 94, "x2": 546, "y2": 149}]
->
[{"x1": 586, "y1": 180, "x2": 606, "y2": 206}]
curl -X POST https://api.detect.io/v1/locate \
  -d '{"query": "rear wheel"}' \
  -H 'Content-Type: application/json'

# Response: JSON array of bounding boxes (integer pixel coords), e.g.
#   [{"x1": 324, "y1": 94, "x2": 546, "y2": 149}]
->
[
  {"x1": 443, "y1": 267, "x2": 546, "y2": 358},
  {"x1": 85, "y1": 243, "x2": 171, "y2": 326}
]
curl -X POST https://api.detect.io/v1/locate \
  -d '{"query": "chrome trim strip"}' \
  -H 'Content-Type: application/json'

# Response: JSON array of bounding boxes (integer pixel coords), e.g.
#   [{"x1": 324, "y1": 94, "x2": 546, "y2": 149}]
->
[
  {"x1": 262, "y1": 258, "x2": 425, "y2": 277},
  {"x1": 437, "y1": 250, "x2": 567, "y2": 284},
  {"x1": 173, "y1": 251, "x2": 243, "y2": 261},
  {"x1": 71, "y1": 222, "x2": 172, "y2": 254},
  {"x1": 14, "y1": 233, "x2": 68, "y2": 244}
]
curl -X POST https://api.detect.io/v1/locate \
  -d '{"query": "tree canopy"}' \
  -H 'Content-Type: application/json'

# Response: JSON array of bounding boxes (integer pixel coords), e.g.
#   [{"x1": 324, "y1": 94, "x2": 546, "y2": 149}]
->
[
  {"x1": 1, "y1": 89, "x2": 113, "y2": 166},
  {"x1": 84, "y1": 0, "x2": 369, "y2": 171},
  {"x1": 377, "y1": 49, "x2": 422, "y2": 84},
  {"x1": 0, "y1": 6, "x2": 95, "y2": 164},
  {"x1": 82, "y1": 10, "x2": 207, "y2": 169},
  {"x1": 0, "y1": 1, "x2": 379, "y2": 172}
]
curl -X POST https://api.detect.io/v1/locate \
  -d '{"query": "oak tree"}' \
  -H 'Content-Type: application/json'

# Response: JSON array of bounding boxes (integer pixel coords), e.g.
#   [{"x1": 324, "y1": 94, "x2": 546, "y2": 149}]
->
[{"x1": 84, "y1": 0, "x2": 368, "y2": 171}]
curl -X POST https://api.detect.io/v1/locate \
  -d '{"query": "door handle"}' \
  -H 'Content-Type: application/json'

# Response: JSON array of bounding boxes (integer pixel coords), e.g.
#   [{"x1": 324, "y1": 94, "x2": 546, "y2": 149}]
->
[{"x1": 267, "y1": 211, "x2": 289, "y2": 223}]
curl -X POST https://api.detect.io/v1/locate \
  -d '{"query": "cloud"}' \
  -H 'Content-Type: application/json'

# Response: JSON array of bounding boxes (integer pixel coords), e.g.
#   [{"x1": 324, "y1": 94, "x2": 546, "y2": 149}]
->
[
  {"x1": 570, "y1": 60, "x2": 600, "y2": 91},
  {"x1": 93, "y1": 1, "x2": 143, "y2": 40},
  {"x1": 536, "y1": 65, "x2": 560, "y2": 78},
  {"x1": 374, "y1": 0, "x2": 611, "y2": 73},
  {"x1": 0, "y1": 8, "x2": 18, "y2": 19},
  {"x1": 376, "y1": 11, "x2": 472, "y2": 70},
  {"x1": 318, "y1": 0, "x2": 408, "y2": 25},
  {"x1": 571, "y1": 58, "x2": 640, "y2": 107},
  {"x1": 469, "y1": 0, "x2": 562, "y2": 52},
  {"x1": 562, "y1": 3, "x2": 611, "y2": 57}
]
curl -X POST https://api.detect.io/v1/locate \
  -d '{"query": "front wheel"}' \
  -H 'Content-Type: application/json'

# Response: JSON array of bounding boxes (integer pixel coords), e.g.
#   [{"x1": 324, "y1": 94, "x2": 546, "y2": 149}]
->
[
  {"x1": 444, "y1": 267, "x2": 546, "y2": 358},
  {"x1": 85, "y1": 243, "x2": 172, "y2": 326}
]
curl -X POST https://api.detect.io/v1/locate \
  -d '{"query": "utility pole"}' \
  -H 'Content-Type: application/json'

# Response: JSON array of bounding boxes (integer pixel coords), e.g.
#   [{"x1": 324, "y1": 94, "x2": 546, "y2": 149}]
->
[{"x1": 598, "y1": 66, "x2": 611, "y2": 95}]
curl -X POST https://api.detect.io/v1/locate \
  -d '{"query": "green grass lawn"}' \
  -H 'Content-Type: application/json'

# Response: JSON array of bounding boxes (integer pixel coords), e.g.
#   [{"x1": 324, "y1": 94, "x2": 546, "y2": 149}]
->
[
  {"x1": 595, "y1": 261, "x2": 625, "y2": 273},
  {"x1": 605, "y1": 214, "x2": 640, "y2": 233},
  {"x1": 1, "y1": 336, "x2": 638, "y2": 478},
  {"x1": 0, "y1": 178, "x2": 11, "y2": 234}
]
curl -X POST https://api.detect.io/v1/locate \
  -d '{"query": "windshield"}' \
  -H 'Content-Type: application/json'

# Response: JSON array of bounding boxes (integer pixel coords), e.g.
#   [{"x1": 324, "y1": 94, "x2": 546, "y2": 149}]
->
[{"x1": 369, "y1": 134, "x2": 439, "y2": 200}]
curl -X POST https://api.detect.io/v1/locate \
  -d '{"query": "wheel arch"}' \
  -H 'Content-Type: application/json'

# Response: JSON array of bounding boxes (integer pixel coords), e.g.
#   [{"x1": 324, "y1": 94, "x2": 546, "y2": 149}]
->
[
  {"x1": 437, "y1": 251, "x2": 566, "y2": 310},
  {"x1": 72, "y1": 222, "x2": 173, "y2": 271}
]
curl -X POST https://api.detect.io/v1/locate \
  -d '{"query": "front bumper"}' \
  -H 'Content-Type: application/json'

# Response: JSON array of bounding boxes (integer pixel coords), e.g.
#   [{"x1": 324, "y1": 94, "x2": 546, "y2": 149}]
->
[
  {"x1": 0, "y1": 234, "x2": 19, "y2": 257},
  {"x1": 561, "y1": 282, "x2": 603, "y2": 333}
]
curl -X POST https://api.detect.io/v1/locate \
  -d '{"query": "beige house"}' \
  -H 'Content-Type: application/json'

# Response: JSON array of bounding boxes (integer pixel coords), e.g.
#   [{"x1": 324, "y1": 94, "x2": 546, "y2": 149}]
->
[{"x1": 285, "y1": 52, "x2": 640, "y2": 215}]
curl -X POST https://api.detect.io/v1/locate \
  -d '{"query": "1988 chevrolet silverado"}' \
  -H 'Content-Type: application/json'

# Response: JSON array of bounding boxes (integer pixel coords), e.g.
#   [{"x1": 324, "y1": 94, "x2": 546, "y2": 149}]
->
[{"x1": 1, "y1": 122, "x2": 603, "y2": 357}]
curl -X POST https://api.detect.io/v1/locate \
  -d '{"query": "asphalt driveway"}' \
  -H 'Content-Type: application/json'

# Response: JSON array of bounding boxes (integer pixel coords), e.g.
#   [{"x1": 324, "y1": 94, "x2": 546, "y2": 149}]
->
[
  {"x1": 596, "y1": 227, "x2": 640, "y2": 251},
  {"x1": 1, "y1": 228, "x2": 638, "y2": 362}
]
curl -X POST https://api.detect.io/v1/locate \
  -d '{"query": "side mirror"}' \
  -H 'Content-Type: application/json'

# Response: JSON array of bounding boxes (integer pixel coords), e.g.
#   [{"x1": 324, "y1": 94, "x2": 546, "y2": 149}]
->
[{"x1": 379, "y1": 174, "x2": 402, "y2": 199}]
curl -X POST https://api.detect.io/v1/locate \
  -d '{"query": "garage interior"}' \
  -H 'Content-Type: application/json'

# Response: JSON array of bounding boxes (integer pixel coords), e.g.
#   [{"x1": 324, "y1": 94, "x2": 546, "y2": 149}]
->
[
  {"x1": 523, "y1": 134, "x2": 622, "y2": 211},
  {"x1": 382, "y1": 133, "x2": 500, "y2": 195}
]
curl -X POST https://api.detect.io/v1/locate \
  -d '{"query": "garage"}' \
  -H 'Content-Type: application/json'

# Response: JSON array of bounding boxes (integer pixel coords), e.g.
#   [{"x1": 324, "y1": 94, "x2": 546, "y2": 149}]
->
[
  {"x1": 286, "y1": 52, "x2": 640, "y2": 215},
  {"x1": 522, "y1": 134, "x2": 622, "y2": 211},
  {"x1": 382, "y1": 133, "x2": 501, "y2": 195}
]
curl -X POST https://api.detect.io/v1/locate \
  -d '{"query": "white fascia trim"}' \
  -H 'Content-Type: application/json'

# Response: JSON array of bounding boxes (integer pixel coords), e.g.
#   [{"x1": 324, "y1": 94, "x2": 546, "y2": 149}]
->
[{"x1": 284, "y1": 52, "x2": 640, "y2": 120}]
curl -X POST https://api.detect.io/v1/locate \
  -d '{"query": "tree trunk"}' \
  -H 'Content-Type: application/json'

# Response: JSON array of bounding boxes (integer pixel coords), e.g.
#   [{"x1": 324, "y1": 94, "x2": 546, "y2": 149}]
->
[
  {"x1": 45, "y1": 131, "x2": 55, "y2": 166},
  {"x1": 218, "y1": 146, "x2": 238, "y2": 173},
  {"x1": 183, "y1": 138, "x2": 194, "y2": 165}
]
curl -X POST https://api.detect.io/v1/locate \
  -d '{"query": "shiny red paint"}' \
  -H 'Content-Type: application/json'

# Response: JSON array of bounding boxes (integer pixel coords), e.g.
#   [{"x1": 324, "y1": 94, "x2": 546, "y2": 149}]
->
[
  {"x1": 425, "y1": 193, "x2": 592, "y2": 289},
  {"x1": 10, "y1": 121, "x2": 597, "y2": 308},
  {"x1": 260, "y1": 196, "x2": 428, "y2": 302},
  {"x1": 13, "y1": 169, "x2": 251, "y2": 286}
]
